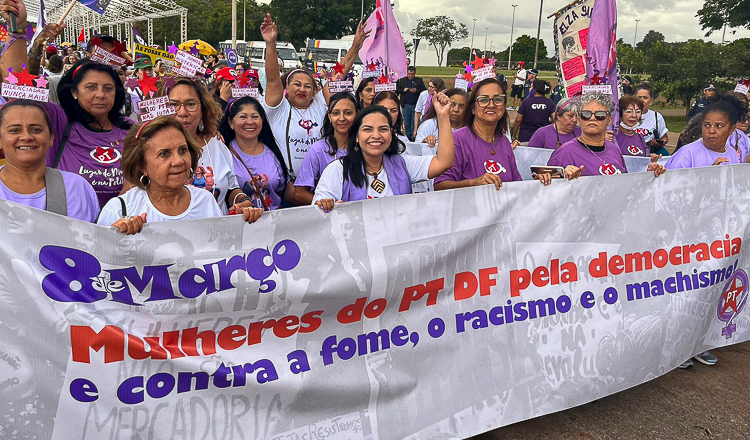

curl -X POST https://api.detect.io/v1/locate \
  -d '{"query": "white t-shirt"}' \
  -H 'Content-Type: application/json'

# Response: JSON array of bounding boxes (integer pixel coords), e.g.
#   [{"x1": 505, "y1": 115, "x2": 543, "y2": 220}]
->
[
  {"x1": 262, "y1": 92, "x2": 328, "y2": 178},
  {"x1": 188, "y1": 137, "x2": 240, "y2": 214},
  {"x1": 514, "y1": 69, "x2": 527, "y2": 86},
  {"x1": 97, "y1": 185, "x2": 222, "y2": 227},
  {"x1": 415, "y1": 118, "x2": 439, "y2": 143},
  {"x1": 313, "y1": 155, "x2": 434, "y2": 203},
  {"x1": 635, "y1": 110, "x2": 668, "y2": 144},
  {"x1": 415, "y1": 90, "x2": 430, "y2": 114}
]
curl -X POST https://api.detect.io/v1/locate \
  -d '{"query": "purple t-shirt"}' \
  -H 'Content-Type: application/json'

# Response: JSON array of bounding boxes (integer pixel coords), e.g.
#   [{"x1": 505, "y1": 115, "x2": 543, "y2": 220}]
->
[
  {"x1": 548, "y1": 138, "x2": 628, "y2": 176},
  {"x1": 517, "y1": 96, "x2": 555, "y2": 142},
  {"x1": 527, "y1": 124, "x2": 581, "y2": 149},
  {"x1": 615, "y1": 130, "x2": 648, "y2": 157},
  {"x1": 435, "y1": 126, "x2": 523, "y2": 184},
  {"x1": 0, "y1": 168, "x2": 100, "y2": 222},
  {"x1": 229, "y1": 140, "x2": 287, "y2": 210},
  {"x1": 727, "y1": 129, "x2": 750, "y2": 163},
  {"x1": 665, "y1": 139, "x2": 740, "y2": 169},
  {"x1": 295, "y1": 138, "x2": 347, "y2": 189},
  {"x1": 43, "y1": 102, "x2": 131, "y2": 208}
]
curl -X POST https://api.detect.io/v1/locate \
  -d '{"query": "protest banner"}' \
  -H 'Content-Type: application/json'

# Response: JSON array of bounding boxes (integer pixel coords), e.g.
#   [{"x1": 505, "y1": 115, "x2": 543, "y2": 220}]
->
[
  {"x1": 133, "y1": 43, "x2": 175, "y2": 71},
  {"x1": 90, "y1": 46, "x2": 126, "y2": 68},
  {"x1": 1, "y1": 165, "x2": 749, "y2": 439},
  {"x1": 553, "y1": 0, "x2": 596, "y2": 97}
]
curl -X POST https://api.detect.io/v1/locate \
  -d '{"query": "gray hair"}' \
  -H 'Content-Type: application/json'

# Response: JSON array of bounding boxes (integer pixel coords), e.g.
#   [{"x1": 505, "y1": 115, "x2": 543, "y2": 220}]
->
[
  {"x1": 555, "y1": 97, "x2": 577, "y2": 117},
  {"x1": 576, "y1": 92, "x2": 616, "y2": 114}
]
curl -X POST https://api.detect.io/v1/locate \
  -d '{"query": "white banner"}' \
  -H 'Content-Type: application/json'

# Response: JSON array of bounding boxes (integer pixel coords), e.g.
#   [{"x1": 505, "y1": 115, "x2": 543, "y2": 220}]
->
[{"x1": 1, "y1": 165, "x2": 749, "y2": 439}]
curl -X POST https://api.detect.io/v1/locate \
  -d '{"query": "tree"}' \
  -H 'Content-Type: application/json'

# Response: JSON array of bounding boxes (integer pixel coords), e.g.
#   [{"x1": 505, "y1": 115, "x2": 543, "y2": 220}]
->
[
  {"x1": 635, "y1": 30, "x2": 664, "y2": 52},
  {"x1": 269, "y1": 0, "x2": 373, "y2": 49},
  {"x1": 509, "y1": 35, "x2": 547, "y2": 64},
  {"x1": 697, "y1": 0, "x2": 750, "y2": 36},
  {"x1": 411, "y1": 16, "x2": 468, "y2": 68},
  {"x1": 446, "y1": 46, "x2": 480, "y2": 66},
  {"x1": 404, "y1": 38, "x2": 414, "y2": 59},
  {"x1": 721, "y1": 38, "x2": 750, "y2": 80},
  {"x1": 617, "y1": 39, "x2": 645, "y2": 74}
]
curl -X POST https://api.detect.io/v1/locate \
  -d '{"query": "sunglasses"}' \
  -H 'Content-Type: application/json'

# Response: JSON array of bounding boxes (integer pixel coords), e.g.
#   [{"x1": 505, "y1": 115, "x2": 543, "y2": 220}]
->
[{"x1": 579, "y1": 110, "x2": 610, "y2": 121}]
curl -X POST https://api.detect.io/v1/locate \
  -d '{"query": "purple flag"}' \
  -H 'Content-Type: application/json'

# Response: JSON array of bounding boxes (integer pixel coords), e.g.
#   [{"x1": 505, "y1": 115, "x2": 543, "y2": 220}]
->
[
  {"x1": 131, "y1": 25, "x2": 146, "y2": 46},
  {"x1": 586, "y1": 0, "x2": 618, "y2": 125},
  {"x1": 225, "y1": 48, "x2": 238, "y2": 68},
  {"x1": 358, "y1": 0, "x2": 408, "y2": 78}
]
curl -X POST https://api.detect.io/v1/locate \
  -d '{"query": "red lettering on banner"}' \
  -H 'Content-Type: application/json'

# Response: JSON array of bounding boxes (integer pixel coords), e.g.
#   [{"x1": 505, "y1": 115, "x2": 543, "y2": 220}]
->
[
  {"x1": 510, "y1": 260, "x2": 579, "y2": 297},
  {"x1": 71, "y1": 325, "x2": 125, "y2": 363},
  {"x1": 399, "y1": 278, "x2": 445, "y2": 312}
]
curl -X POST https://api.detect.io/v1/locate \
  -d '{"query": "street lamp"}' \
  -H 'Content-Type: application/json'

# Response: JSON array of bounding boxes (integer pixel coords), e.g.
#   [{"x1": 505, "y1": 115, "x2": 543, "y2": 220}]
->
[
  {"x1": 508, "y1": 5, "x2": 517, "y2": 69},
  {"x1": 469, "y1": 18, "x2": 477, "y2": 63},
  {"x1": 413, "y1": 37, "x2": 421, "y2": 67},
  {"x1": 533, "y1": 0, "x2": 544, "y2": 69},
  {"x1": 484, "y1": 27, "x2": 488, "y2": 57},
  {"x1": 243, "y1": 0, "x2": 246, "y2": 41},
  {"x1": 633, "y1": 19, "x2": 640, "y2": 46}
]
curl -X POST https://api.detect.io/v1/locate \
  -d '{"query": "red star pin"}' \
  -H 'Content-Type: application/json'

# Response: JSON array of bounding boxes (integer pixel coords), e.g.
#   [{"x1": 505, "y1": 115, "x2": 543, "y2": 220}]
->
[
  {"x1": 377, "y1": 74, "x2": 389, "y2": 84},
  {"x1": 137, "y1": 72, "x2": 159, "y2": 96},
  {"x1": 470, "y1": 53, "x2": 486, "y2": 71},
  {"x1": 332, "y1": 62, "x2": 345, "y2": 76},
  {"x1": 89, "y1": 35, "x2": 103, "y2": 48},
  {"x1": 15, "y1": 67, "x2": 38, "y2": 87},
  {"x1": 111, "y1": 40, "x2": 128, "y2": 56},
  {"x1": 463, "y1": 72, "x2": 473, "y2": 81},
  {"x1": 742, "y1": 79, "x2": 750, "y2": 87},
  {"x1": 367, "y1": 61, "x2": 377, "y2": 71},
  {"x1": 722, "y1": 277, "x2": 745, "y2": 315},
  {"x1": 591, "y1": 73, "x2": 602, "y2": 85}
]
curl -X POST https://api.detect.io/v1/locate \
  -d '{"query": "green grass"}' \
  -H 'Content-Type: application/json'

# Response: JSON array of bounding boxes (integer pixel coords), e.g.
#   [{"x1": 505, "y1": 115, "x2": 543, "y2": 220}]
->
[
  {"x1": 664, "y1": 115, "x2": 686, "y2": 133},
  {"x1": 415, "y1": 66, "x2": 559, "y2": 87}
]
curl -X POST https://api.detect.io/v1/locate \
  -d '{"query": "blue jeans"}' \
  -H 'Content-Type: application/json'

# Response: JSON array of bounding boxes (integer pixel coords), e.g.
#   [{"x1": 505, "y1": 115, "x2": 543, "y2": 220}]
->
[{"x1": 403, "y1": 104, "x2": 416, "y2": 142}]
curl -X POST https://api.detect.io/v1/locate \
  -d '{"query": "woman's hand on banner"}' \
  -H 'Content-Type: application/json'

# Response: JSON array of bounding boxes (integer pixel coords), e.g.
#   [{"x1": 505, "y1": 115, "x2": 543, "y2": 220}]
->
[
  {"x1": 472, "y1": 173, "x2": 502, "y2": 190},
  {"x1": 647, "y1": 162, "x2": 666, "y2": 177},
  {"x1": 712, "y1": 157, "x2": 730, "y2": 166},
  {"x1": 112, "y1": 213, "x2": 147, "y2": 235},
  {"x1": 315, "y1": 198, "x2": 337, "y2": 212}
]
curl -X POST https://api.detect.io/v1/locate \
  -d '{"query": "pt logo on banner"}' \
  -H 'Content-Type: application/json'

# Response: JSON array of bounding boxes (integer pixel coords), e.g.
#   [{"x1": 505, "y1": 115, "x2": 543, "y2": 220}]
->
[{"x1": 718, "y1": 269, "x2": 749, "y2": 338}]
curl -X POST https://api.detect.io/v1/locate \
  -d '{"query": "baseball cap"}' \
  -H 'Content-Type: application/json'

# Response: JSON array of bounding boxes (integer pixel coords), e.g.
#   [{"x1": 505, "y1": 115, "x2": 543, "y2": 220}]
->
[
  {"x1": 518, "y1": 61, "x2": 524, "y2": 66},
  {"x1": 45, "y1": 45, "x2": 58, "y2": 55},
  {"x1": 704, "y1": 84, "x2": 716, "y2": 90},
  {"x1": 529, "y1": 69, "x2": 539, "y2": 75},
  {"x1": 216, "y1": 67, "x2": 237, "y2": 81},
  {"x1": 622, "y1": 75, "x2": 633, "y2": 84},
  {"x1": 133, "y1": 58, "x2": 153, "y2": 69}
]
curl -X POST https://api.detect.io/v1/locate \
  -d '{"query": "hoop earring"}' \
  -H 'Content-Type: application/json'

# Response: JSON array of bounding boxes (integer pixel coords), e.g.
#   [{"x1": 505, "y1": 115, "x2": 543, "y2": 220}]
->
[
  {"x1": 139, "y1": 175, "x2": 150, "y2": 187},
  {"x1": 198, "y1": 120, "x2": 204, "y2": 132},
  {"x1": 189, "y1": 167, "x2": 194, "y2": 178}
]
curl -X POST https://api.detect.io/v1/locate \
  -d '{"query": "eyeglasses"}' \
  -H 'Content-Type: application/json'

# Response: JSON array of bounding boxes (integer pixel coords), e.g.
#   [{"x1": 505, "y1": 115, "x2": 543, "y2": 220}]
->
[
  {"x1": 476, "y1": 95, "x2": 506, "y2": 107},
  {"x1": 168, "y1": 100, "x2": 200, "y2": 113},
  {"x1": 579, "y1": 110, "x2": 610, "y2": 121},
  {"x1": 623, "y1": 109, "x2": 642, "y2": 115}
]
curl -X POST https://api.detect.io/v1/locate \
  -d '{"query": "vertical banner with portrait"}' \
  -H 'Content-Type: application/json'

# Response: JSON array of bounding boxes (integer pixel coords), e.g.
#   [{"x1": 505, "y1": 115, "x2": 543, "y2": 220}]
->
[{"x1": 554, "y1": 0, "x2": 596, "y2": 97}]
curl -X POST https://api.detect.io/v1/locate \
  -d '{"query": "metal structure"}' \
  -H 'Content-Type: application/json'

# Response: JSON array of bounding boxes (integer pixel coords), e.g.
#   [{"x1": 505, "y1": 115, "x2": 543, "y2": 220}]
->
[{"x1": 25, "y1": 0, "x2": 187, "y2": 45}]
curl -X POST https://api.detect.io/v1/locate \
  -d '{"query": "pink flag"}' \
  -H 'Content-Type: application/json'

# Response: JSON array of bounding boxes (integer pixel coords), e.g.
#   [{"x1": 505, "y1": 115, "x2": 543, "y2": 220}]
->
[{"x1": 358, "y1": 0, "x2": 407, "y2": 78}]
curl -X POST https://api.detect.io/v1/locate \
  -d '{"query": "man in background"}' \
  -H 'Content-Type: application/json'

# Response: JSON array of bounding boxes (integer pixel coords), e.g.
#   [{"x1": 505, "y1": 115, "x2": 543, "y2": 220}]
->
[{"x1": 397, "y1": 66, "x2": 426, "y2": 141}]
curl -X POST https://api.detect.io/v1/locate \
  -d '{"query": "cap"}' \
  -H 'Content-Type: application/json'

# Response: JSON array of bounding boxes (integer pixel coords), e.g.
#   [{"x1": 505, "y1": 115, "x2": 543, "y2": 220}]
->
[
  {"x1": 216, "y1": 67, "x2": 237, "y2": 81},
  {"x1": 45, "y1": 45, "x2": 58, "y2": 55},
  {"x1": 133, "y1": 57, "x2": 153, "y2": 69},
  {"x1": 518, "y1": 61, "x2": 524, "y2": 66},
  {"x1": 704, "y1": 84, "x2": 716, "y2": 91},
  {"x1": 622, "y1": 75, "x2": 633, "y2": 84},
  {"x1": 529, "y1": 69, "x2": 539, "y2": 75}
]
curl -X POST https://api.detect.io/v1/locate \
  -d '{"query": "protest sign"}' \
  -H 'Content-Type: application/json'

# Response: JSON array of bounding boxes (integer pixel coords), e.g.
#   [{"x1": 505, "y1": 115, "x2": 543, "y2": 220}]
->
[
  {"x1": 374, "y1": 82, "x2": 396, "y2": 92},
  {"x1": 734, "y1": 84, "x2": 749, "y2": 95},
  {"x1": 327, "y1": 80, "x2": 354, "y2": 93},
  {"x1": 1, "y1": 83, "x2": 49, "y2": 101},
  {"x1": 472, "y1": 66, "x2": 495, "y2": 82},
  {"x1": 232, "y1": 87, "x2": 261, "y2": 98},
  {"x1": 137, "y1": 96, "x2": 175, "y2": 122},
  {"x1": 554, "y1": 0, "x2": 596, "y2": 97},
  {"x1": 175, "y1": 49, "x2": 205, "y2": 77},
  {"x1": 133, "y1": 43, "x2": 175, "y2": 72},
  {"x1": 90, "y1": 46, "x2": 126, "y2": 68},
  {"x1": 1, "y1": 165, "x2": 749, "y2": 439},
  {"x1": 454, "y1": 78, "x2": 469, "y2": 91},
  {"x1": 581, "y1": 84, "x2": 613, "y2": 94}
]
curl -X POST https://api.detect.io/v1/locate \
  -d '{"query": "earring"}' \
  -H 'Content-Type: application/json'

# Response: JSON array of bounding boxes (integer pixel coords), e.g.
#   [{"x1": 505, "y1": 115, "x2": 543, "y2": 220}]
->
[
  {"x1": 198, "y1": 120, "x2": 204, "y2": 132},
  {"x1": 139, "y1": 175, "x2": 150, "y2": 186},
  {"x1": 189, "y1": 167, "x2": 194, "y2": 178}
]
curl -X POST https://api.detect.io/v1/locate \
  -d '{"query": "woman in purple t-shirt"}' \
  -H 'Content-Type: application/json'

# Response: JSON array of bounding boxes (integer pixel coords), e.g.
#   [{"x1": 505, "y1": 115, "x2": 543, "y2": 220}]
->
[
  {"x1": 0, "y1": 100, "x2": 99, "y2": 222},
  {"x1": 218, "y1": 96, "x2": 293, "y2": 211},
  {"x1": 615, "y1": 95, "x2": 650, "y2": 158},
  {"x1": 434, "y1": 78, "x2": 522, "y2": 191},
  {"x1": 512, "y1": 79, "x2": 555, "y2": 143},
  {"x1": 527, "y1": 98, "x2": 581, "y2": 149},
  {"x1": 294, "y1": 92, "x2": 359, "y2": 204}
]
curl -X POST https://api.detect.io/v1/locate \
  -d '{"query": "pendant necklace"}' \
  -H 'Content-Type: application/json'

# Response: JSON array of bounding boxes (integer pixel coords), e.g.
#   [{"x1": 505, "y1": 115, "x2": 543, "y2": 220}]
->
[
  {"x1": 485, "y1": 134, "x2": 497, "y2": 155},
  {"x1": 367, "y1": 164, "x2": 386, "y2": 194},
  {"x1": 578, "y1": 137, "x2": 609, "y2": 164}
]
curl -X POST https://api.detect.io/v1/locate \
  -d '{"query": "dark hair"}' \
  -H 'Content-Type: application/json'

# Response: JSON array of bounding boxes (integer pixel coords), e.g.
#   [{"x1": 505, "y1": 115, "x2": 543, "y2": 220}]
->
[
  {"x1": 281, "y1": 69, "x2": 319, "y2": 93},
  {"x1": 341, "y1": 105, "x2": 405, "y2": 188},
  {"x1": 407, "y1": 66, "x2": 416, "y2": 73},
  {"x1": 0, "y1": 99, "x2": 51, "y2": 131},
  {"x1": 235, "y1": 63, "x2": 247, "y2": 71},
  {"x1": 704, "y1": 93, "x2": 747, "y2": 126},
  {"x1": 676, "y1": 113, "x2": 704, "y2": 151},
  {"x1": 86, "y1": 35, "x2": 116, "y2": 54},
  {"x1": 47, "y1": 55, "x2": 64, "y2": 74},
  {"x1": 356, "y1": 77, "x2": 375, "y2": 107},
  {"x1": 618, "y1": 95, "x2": 644, "y2": 117},
  {"x1": 428, "y1": 77, "x2": 446, "y2": 92},
  {"x1": 159, "y1": 77, "x2": 222, "y2": 139},
  {"x1": 422, "y1": 88, "x2": 468, "y2": 121},
  {"x1": 372, "y1": 91, "x2": 404, "y2": 136},
  {"x1": 533, "y1": 79, "x2": 549, "y2": 95},
  {"x1": 464, "y1": 78, "x2": 508, "y2": 137},
  {"x1": 635, "y1": 82, "x2": 654, "y2": 99},
  {"x1": 321, "y1": 92, "x2": 360, "y2": 156},
  {"x1": 218, "y1": 96, "x2": 289, "y2": 183},
  {"x1": 58, "y1": 59, "x2": 131, "y2": 130}
]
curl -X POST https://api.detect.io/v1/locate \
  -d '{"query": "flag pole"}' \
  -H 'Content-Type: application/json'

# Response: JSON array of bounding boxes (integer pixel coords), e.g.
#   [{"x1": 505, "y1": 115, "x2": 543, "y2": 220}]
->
[
  {"x1": 360, "y1": 0, "x2": 365, "y2": 23},
  {"x1": 57, "y1": 0, "x2": 76, "y2": 25}
]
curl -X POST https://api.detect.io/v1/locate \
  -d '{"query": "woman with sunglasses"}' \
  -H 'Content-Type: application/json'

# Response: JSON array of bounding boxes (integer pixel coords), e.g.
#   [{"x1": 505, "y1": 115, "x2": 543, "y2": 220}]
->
[
  {"x1": 527, "y1": 98, "x2": 581, "y2": 149},
  {"x1": 434, "y1": 78, "x2": 521, "y2": 191},
  {"x1": 259, "y1": 14, "x2": 367, "y2": 178},
  {"x1": 294, "y1": 92, "x2": 359, "y2": 204},
  {"x1": 546, "y1": 92, "x2": 665, "y2": 179},
  {"x1": 0, "y1": 100, "x2": 99, "y2": 222},
  {"x1": 313, "y1": 93, "x2": 454, "y2": 209},
  {"x1": 665, "y1": 95, "x2": 746, "y2": 170},
  {"x1": 415, "y1": 88, "x2": 467, "y2": 147},
  {"x1": 616, "y1": 95, "x2": 651, "y2": 158}
]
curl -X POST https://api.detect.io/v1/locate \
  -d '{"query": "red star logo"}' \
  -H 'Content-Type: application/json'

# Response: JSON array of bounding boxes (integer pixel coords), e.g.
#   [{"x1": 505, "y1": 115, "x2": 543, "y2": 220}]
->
[
  {"x1": 591, "y1": 73, "x2": 602, "y2": 85},
  {"x1": 377, "y1": 74, "x2": 389, "y2": 84},
  {"x1": 742, "y1": 79, "x2": 750, "y2": 87},
  {"x1": 722, "y1": 277, "x2": 745, "y2": 315},
  {"x1": 470, "y1": 54, "x2": 486, "y2": 71},
  {"x1": 89, "y1": 35, "x2": 103, "y2": 48},
  {"x1": 15, "y1": 67, "x2": 38, "y2": 87},
  {"x1": 463, "y1": 72, "x2": 473, "y2": 81},
  {"x1": 367, "y1": 61, "x2": 378, "y2": 71},
  {"x1": 111, "y1": 40, "x2": 128, "y2": 56},
  {"x1": 137, "y1": 72, "x2": 159, "y2": 96},
  {"x1": 333, "y1": 62, "x2": 345, "y2": 75}
]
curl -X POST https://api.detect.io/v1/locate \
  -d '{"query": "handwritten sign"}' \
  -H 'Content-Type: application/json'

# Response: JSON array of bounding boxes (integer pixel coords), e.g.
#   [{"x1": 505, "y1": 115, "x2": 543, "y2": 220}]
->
[
  {"x1": 362, "y1": 69, "x2": 382, "y2": 78},
  {"x1": 174, "y1": 50, "x2": 204, "y2": 77},
  {"x1": 2, "y1": 84, "x2": 49, "y2": 102},
  {"x1": 581, "y1": 84, "x2": 613, "y2": 95},
  {"x1": 327, "y1": 81, "x2": 354, "y2": 93},
  {"x1": 90, "y1": 46, "x2": 126, "y2": 68},
  {"x1": 374, "y1": 83, "x2": 396, "y2": 92},
  {"x1": 578, "y1": 28, "x2": 589, "y2": 51},
  {"x1": 137, "y1": 96, "x2": 175, "y2": 122},
  {"x1": 734, "y1": 84, "x2": 749, "y2": 95},
  {"x1": 232, "y1": 88, "x2": 261, "y2": 98},
  {"x1": 454, "y1": 78, "x2": 469, "y2": 91},
  {"x1": 472, "y1": 66, "x2": 494, "y2": 82},
  {"x1": 566, "y1": 81, "x2": 584, "y2": 97},
  {"x1": 562, "y1": 56, "x2": 586, "y2": 81}
]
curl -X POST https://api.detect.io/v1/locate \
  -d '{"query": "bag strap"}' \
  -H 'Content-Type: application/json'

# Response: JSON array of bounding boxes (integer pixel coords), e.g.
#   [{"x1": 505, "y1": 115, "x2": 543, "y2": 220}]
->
[
  {"x1": 226, "y1": 143, "x2": 270, "y2": 211},
  {"x1": 118, "y1": 196, "x2": 127, "y2": 217},
  {"x1": 44, "y1": 167, "x2": 67, "y2": 216},
  {"x1": 52, "y1": 122, "x2": 74, "y2": 169},
  {"x1": 284, "y1": 106, "x2": 295, "y2": 176}
]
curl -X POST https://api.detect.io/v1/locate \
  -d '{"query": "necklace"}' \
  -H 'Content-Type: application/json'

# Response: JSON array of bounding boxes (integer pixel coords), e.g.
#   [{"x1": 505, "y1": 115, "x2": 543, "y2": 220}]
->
[
  {"x1": 578, "y1": 137, "x2": 609, "y2": 164},
  {"x1": 367, "y1": 164, "x2": 386, "y2": 193},
  {"x1": 483, "y1": 134, "x2": 497, "y2": 155}
]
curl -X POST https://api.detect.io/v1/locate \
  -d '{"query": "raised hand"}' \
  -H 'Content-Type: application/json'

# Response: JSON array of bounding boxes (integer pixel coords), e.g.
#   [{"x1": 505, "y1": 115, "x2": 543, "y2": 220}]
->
[
  {"x1": 260, "y1": 13, "x2": 278, "y2": 44},
  {"x1": 0, "y1": 0, "x2": 28, "y2": 28}
]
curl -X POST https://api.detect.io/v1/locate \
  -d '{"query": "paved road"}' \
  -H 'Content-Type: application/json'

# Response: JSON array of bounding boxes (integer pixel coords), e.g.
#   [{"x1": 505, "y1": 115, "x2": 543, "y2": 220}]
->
[{"x1": 471, "y1": 342, "x2": 750, "y2": 440}]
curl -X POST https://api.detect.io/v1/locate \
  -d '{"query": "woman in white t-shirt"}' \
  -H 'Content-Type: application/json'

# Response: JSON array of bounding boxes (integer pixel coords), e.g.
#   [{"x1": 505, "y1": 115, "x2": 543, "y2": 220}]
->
[
  {"x1": 415, "y1": 88, "x2": 468, "y2": 147},
  {"x1": 414, "y1": 77, "x2": 446, "y2": 126},
  {"x1": 634, "y1": 82, "x2": 670, "y2": 156},
  {"x1": 259, "y1": 13, "x2": 368, "y2": 179},
  {"x1": 313, "y1": 93, "x2": 455, "y2": 209},
  {"x1": 98, "y1": 117, "x2": 263, "y2": 233}
]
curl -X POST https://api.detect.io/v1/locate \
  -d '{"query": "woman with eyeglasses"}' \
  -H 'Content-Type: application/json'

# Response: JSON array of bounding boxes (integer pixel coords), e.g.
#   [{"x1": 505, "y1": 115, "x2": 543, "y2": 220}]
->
[
  {"x1": 162, "y1": 77, "x2": 253, "y2": 215},
  {"x1": 313, "y1": 93, "x2": 454, "y2": 209},
  {"x1": 294, "y1": 92, "x2": 359, "y2": 204},
  {"x1": 615, "y1": 95, "x2": 650, "y2": 157},
  {"x1": 434, "y1": 78, "x2": 521, "y2": 191},
  {"x1": 373, "y1": 91, "x2": 410, "y2": 144},
  {"x1": 665, "y1": 95, "x2": 746, "y2": 170},
  {"x1": 527, "y1": 98, "x2": 581, "y2": 149},
  {"x1": 415, "y1": 88, "x2": 467, "y2": 147},
  {"x1": 415, "y1": 77, "x2": 446, "y2": 125},
  {"x1": 259, "y1": 14, "x2": 368, "y2": 178},
  {"x1": 546, "y1": 92, "x2": 665, "y2": 179}
]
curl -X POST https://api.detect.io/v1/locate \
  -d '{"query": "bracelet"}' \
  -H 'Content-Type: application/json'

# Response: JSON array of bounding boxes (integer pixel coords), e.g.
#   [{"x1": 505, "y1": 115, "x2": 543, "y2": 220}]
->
[
  {"x1": 27, "y1": 49, "x2": 43, "y2": 60},
  {"x1": 232, "y1": 192, "x2": 250, "y2": 206}
]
